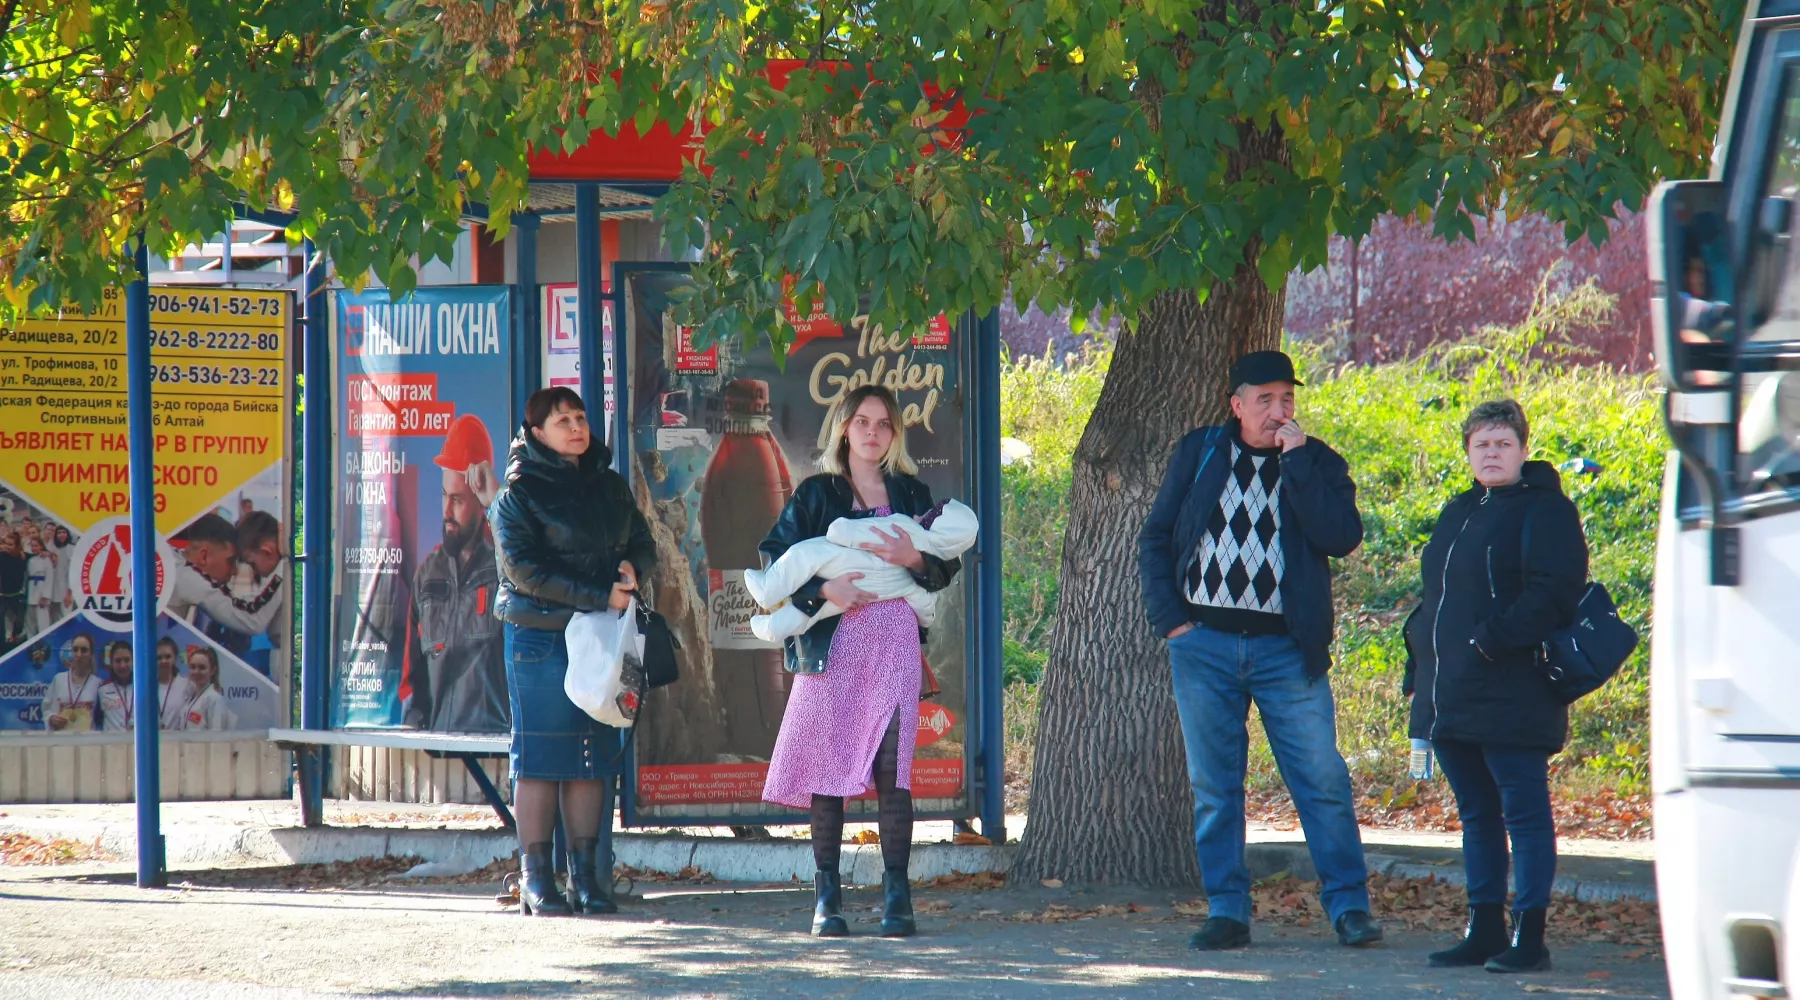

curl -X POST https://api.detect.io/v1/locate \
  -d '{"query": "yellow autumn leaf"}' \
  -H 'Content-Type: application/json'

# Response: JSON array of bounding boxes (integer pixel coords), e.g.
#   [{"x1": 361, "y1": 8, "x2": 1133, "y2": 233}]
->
[
  {"x1": 275, "y1": 179, "x2": 295, "y2": 211},
  {"x1": 1551, "y1": 127, "x2": 1574, "y2": 155}
]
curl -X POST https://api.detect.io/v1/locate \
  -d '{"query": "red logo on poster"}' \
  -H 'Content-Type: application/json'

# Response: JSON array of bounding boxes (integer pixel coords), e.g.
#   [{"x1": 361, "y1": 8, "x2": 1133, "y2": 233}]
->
[
  {"x1": 69, "y1": 516, "x2": 175, "y2": 628},
  {"x1": 673, "y1": 326, "x2": 719, "y2": 375},
  {"x1": 912, "y1": 314, "x2": 951, "y2": 349},
  {"x1": 916, "y1": 703, "x2": 956, "y2": 749}
]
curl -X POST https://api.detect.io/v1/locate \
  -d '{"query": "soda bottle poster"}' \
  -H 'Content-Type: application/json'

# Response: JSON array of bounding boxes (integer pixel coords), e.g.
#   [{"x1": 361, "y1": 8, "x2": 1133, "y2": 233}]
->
[
  {"x1": 0, "y1": 288, "x2": 290, "y2": 734},
  {"x1": 621, "y1": 267, "x2": 972, "y2": 820},
  {"x1": 330, "y1": 286, "x2": 513, "y2": 734}
]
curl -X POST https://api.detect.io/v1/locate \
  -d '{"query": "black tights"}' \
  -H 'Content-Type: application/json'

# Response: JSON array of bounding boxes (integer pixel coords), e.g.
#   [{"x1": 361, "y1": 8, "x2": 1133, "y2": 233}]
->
[
  {"x1": 811, "y1": 710, "x2": 913, "y2": 873},
  {"x1": 515, "y1": 778, "x2": 607, "y2": 848}
]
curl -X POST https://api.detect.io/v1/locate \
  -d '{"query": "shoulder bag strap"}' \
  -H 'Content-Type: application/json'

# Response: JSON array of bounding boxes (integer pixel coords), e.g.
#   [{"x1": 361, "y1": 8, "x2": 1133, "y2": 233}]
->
[{"x1": 1190, "y1": 425, "x2": 1227, "y2": 487}]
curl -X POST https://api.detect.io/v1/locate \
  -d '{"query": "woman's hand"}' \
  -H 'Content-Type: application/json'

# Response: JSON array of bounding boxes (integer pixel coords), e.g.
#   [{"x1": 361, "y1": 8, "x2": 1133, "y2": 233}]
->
[
  {"x1": 861, "y1": 524, "x2": 925, "y2": 572},
  {"x1": 609, "y1": 560, "x2": 638, "y2": 612},
  {"x1": 821, "y1": 572, "x2": 878, "y2": 611}
]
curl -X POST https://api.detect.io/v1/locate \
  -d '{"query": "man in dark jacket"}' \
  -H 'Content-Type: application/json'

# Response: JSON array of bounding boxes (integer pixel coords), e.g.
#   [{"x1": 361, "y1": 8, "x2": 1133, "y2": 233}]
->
[
  {"x1": 1138, "y1": 350, "x2": 1380, "y2": 951},
  {"x1": 403, "y1": 414, "x2": 509, "y2": 734}
]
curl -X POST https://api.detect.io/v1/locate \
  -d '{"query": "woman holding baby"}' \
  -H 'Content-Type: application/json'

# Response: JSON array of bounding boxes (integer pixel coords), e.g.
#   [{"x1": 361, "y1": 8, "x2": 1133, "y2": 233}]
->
[{"x1": 759, "y1": 384, "x2": 962, "y2": 939}]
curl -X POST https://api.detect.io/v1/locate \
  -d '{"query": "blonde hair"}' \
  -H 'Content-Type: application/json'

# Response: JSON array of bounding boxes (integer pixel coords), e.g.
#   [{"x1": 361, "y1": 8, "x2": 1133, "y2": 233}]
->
[{"x1": 817, "y1": 385, "x2": 918, "y2": 477}]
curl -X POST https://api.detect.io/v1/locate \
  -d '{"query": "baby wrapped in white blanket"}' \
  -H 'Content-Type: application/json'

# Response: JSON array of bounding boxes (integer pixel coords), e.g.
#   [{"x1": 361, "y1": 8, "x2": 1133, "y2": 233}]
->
[{"x1": 744, "y1": 499, "x2": 979, "y2": 642}]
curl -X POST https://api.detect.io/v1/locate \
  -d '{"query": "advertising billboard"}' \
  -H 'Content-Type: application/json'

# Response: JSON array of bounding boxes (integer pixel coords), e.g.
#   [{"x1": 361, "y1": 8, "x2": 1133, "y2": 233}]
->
[
  {"x1": 619, "y1": 266, "x2": 973, "y2": 821},
  {"x1": 329, "y1": 286, "x2": 514, "y2": 734},
  {"x1": 0, "y1": 288, "x2": 290, "y2": 735}
]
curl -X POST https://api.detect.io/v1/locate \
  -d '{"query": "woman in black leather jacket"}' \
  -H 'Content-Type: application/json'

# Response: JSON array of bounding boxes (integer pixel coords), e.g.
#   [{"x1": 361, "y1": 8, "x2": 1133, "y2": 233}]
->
[
  {"x1": 758, "y1": 385, "x2": 960, "y2": 940},
  {"x1": 1404, "y1": 399, "x2": 1587, "y2": 974},
  {"x1": 488, "y1": 386, "x2": 657, "y2": 917}
]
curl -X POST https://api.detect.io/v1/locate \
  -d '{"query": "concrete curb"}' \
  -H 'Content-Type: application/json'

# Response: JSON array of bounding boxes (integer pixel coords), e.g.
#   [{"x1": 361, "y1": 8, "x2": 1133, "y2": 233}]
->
[
  {"x1": 1248, "y1": 843, "x2": 1657, "y2": 904},
  {"x1": 0, "y1": 816, "x2": 1655, "y2": 902}
]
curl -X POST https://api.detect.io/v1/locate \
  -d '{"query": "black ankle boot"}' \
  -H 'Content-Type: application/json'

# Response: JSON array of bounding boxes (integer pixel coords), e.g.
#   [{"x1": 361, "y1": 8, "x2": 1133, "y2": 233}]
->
[
  {"x1": 1429, "y1": 903, "x2": 1509, "y2": 967},
  {"x1": 519, "y1": 842, "x2": 572, "y2": 916},
  {"x1": 1485, "y1": 908, "x2": 1551, "y2": 973},
  {"x1": 565, "y1": 838, "x2": 617, "y2": 915},
  {"x1": 812, "y1": 869, "x2": 849, "y2": 937},
  {"x1": 879, "y1": 865, "x2": 916, "y2": 938}
]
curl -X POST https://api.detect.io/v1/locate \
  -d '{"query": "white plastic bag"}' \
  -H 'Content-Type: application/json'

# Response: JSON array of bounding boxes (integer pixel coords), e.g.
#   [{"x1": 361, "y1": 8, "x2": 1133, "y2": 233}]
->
[{"x1": 564, "y1": 599, "x2": 647, "y2": 728}]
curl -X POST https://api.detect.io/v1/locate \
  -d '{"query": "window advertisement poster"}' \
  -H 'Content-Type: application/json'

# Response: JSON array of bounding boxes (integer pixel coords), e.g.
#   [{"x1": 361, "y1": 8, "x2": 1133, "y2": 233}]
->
[
  {"x1": 0, "y1": 288, "x2": 291, "y2": 735},
  {"x1": 330, "y1": 286, "x2": 514, "y2": 734},
  {"x1": 621, "y1": 267, "x2": 973, "y2": 821},
  {"x1": 540, "y1": 283, "x2": 615, "y2": 423}
]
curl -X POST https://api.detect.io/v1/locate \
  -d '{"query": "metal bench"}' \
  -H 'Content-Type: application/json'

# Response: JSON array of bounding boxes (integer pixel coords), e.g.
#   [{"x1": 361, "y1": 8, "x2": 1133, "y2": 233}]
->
[{"x1": 267, "y1": 728, "x2": 514, "y2": 829}]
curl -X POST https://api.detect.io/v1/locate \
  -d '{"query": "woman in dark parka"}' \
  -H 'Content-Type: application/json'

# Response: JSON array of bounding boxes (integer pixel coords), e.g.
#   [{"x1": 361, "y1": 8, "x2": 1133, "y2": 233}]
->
[
  {"x1": 1404, "y1": 399, "x2": 1588, "y2": 974},
  {"x1": 489, "y1": 387, "x2": 658, "y2": 917}
]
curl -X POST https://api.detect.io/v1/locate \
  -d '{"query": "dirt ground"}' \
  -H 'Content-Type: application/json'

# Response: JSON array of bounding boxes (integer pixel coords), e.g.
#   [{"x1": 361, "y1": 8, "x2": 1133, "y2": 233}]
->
[{"x1": 0, "y1": 860, "x2": 1671, "y2": 1000}]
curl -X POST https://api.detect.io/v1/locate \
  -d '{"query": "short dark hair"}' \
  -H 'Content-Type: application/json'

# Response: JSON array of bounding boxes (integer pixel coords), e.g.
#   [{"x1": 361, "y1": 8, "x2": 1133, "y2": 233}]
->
[
  {"x1": 237, "y1": 510, "x2": 282, "y2": 556},
  {"x1": 525, "y1": 387, "x2": 585, "y2": 430},
  {"x1": 176, "y1": 512, "x2": 237, "y2": 548},
  {"x1": 157, "y1": 637, "x2": 179, "y2": 656},
  {"x1": 1462, "y1": 399, "x2": 1530, "y2": 449}
]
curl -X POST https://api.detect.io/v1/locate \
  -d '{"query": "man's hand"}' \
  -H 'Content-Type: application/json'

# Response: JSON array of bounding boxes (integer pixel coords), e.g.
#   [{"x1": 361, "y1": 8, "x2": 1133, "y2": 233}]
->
[
  {"x1": 47, "y1": 714, "x2": 67, "y2": 731},
  {"x1": 1275, "y1": 419, "x2": 1306, "y2": 453},
  {"x1": 1167, "y1": 623, "x2": 1194, "y2": 640},
  {"x1": 466, "y1": 460, "x2": 500, "y2": 508}
]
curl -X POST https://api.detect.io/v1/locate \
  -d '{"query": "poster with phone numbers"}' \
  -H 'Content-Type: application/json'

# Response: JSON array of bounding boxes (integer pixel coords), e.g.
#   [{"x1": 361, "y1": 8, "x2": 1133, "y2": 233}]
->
[{"x1": 0, "y1": 287, "x2": 291, "y2": 735}]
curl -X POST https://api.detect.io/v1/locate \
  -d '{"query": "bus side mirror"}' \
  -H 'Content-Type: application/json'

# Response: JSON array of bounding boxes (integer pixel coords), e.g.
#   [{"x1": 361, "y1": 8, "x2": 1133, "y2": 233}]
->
[{"x1": 1649, "y1": 179, "x2": 1733, "y2": 394}]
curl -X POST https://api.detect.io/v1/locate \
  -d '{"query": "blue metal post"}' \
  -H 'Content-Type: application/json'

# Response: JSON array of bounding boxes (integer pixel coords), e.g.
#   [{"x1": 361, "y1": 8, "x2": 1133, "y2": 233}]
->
[
  {"x1": 515, "y1": 214, "x2": 543, "y2": 426},
  {"x1": 976, "y1": 309, "x2": 1006, "y2": 842},
  {"x1": 609, "y1": 271, "x2": 629, "y2": 481},
  {"x1": 127, "y1": 237, "x2": 166, "y2": 888},
  {"x1": 575, "y1": 186, "x2": 604, "y2": 427},
  {"x1": 298, "y1": 239, "x2": 329, "y2": 826}
]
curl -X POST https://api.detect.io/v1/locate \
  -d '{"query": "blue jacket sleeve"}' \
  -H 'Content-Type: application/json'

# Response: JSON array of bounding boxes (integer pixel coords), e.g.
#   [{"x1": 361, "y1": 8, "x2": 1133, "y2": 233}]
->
[
  {"x1": 1279, "y1": 440, "x2": 1364, "y2": 558},
  {"x1": 1138, "y1": 431, "x2": 1202, "y2": 639}
]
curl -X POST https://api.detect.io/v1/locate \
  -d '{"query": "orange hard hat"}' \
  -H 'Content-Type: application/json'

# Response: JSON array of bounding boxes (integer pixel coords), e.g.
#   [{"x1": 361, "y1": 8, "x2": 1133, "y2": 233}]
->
[{"x1": 434, "y1": 413, "x2": 493, "y2": 470}]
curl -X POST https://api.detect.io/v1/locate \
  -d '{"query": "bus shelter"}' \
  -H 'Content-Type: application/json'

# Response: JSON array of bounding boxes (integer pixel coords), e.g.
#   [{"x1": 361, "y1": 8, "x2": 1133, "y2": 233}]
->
[{"x1": 0, "y1": 70, "x2": 1006, "y2": 887}]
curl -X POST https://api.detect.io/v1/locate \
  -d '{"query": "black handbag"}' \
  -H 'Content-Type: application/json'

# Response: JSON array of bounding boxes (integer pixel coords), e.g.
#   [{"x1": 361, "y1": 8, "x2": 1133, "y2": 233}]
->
[
  {"x1": 1520, "y1": 508, "x2": 1639, "y2": 705},
  {"x1": 1539, "y1": 582, "x2": 1639, "y2": 705},
  {"x1": 635, "y1": 602, "x2": 680, "y2": 689}
]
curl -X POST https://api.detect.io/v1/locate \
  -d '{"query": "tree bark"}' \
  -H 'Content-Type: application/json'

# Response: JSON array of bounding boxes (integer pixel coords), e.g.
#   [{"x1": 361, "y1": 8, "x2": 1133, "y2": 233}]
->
[{"x1": 1011, "y1": 192, "x2": 1289, "y2": 885}]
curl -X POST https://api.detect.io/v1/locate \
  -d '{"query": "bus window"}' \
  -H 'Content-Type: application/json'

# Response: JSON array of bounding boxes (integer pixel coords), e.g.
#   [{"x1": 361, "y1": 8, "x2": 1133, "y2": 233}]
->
[{"x1": 1747, "y1": 68, "x2": 1800, "y2": 343}]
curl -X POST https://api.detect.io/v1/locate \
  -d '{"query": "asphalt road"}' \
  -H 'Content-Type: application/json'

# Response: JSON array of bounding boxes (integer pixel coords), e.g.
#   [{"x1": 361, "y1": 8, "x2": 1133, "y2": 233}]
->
[{"x1": 0, "y1": 864, "x2": 1671, "y2": 1000}]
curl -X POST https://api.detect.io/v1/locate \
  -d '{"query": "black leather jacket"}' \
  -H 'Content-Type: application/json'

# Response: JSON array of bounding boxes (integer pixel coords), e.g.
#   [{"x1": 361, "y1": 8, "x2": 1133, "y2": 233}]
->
[
  {"x1": 758, "y1": 472, "x2": 961, "y2": 673},
  {"x1": 489, "y1": 427, "x2": 658, "y2": 631}
]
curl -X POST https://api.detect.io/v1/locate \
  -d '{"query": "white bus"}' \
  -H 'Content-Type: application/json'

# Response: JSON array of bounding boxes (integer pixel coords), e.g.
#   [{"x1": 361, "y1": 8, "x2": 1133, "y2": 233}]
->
[{"x1": 1650, "y1": 4, "x2": 1800, "y2": 997}]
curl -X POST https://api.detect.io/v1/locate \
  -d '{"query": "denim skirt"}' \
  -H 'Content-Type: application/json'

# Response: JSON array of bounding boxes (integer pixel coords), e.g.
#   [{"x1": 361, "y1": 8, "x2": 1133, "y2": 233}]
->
[{"x1": 504, "y1": 622, "x2": 622, "y2": 781}]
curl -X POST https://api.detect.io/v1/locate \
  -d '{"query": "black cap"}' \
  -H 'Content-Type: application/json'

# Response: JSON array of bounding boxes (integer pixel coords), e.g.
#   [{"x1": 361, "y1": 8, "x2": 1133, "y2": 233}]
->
[{"x1": 1229, "y1": 350, "x2": 1303, "y2": 389}]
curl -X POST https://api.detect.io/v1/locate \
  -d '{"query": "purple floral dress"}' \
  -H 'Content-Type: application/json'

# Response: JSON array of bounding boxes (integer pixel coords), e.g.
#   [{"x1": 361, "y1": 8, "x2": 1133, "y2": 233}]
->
[{"x1": 762, "y1": 505, "x2": 922, "y2": 808}]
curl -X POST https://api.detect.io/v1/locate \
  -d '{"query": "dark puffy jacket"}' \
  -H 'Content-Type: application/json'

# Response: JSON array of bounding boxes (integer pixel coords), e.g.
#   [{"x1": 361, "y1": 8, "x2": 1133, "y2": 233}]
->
[
  {"x1": 1137, "y1": 420, "x2": 1364, "y2": 679},
  {"x1": 759, "y1": 472, "x2": 961, "y2": 674},
  {"x1": 489, "y1": 427, "x2": 658, "y2": 631},
  {"x1": 1404, "y1": 460, "x2": 1588, "y2": 752}
]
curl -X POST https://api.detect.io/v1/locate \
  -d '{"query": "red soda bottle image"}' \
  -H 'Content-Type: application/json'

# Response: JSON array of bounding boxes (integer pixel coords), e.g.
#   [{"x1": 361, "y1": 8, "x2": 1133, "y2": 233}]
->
[{"x1": 700, "y1": 379, "x2": 795, "y2": 755}]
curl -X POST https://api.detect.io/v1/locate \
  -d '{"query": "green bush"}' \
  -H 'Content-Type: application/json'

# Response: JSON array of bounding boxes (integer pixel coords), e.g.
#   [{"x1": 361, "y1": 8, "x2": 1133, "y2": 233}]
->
[{"x1": 1001, "y1": 278, "x2": 1660, "y2": 793}]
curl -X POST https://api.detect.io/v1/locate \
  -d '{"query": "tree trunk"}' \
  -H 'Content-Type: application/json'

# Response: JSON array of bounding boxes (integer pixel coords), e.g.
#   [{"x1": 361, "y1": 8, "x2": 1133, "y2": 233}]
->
[{"x1": 1009, "y1": 272, "x2": 1287, "y2": 887}]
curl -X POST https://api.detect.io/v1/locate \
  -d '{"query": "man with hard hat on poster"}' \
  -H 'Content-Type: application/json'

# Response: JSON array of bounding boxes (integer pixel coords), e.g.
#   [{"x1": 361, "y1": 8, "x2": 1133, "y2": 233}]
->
[{"x1": 402, "y1": 413, "x2": 510, "y2": 733}]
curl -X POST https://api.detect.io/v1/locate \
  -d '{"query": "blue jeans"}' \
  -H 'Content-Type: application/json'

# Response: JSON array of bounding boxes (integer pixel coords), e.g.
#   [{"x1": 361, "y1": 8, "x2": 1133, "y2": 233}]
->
[
  {"x1": 1168, "y1": 626, "x2": 1371, "y2": 925},
  {"x1": 1431, "y1": 739, "x2": 1556, "y2": 911}
]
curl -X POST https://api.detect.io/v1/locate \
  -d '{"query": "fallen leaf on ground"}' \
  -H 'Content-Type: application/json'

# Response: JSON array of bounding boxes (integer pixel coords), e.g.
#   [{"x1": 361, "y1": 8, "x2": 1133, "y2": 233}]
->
[
  {"x1": 850, "y1": 830, "x2": 880, "y2": 845},
  {"x1": 952, "y1": 832, "x2": 992, "y2": 846},
  {"x1": 0, "y1": 833, "x2": 114, "y2": 866},
  {"x1": 1040, "y1": 878, "x2": 1064, "y2": 888}
]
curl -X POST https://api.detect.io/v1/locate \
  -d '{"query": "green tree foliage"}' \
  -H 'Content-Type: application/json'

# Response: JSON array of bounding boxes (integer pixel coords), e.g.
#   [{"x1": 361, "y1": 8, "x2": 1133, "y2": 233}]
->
[
  {"x1": 657, "y1": 0, "x2": 1740, "y2": 348},
  {"x1": 0, "y1": 0, "x2": 680, "y2": 313}
]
